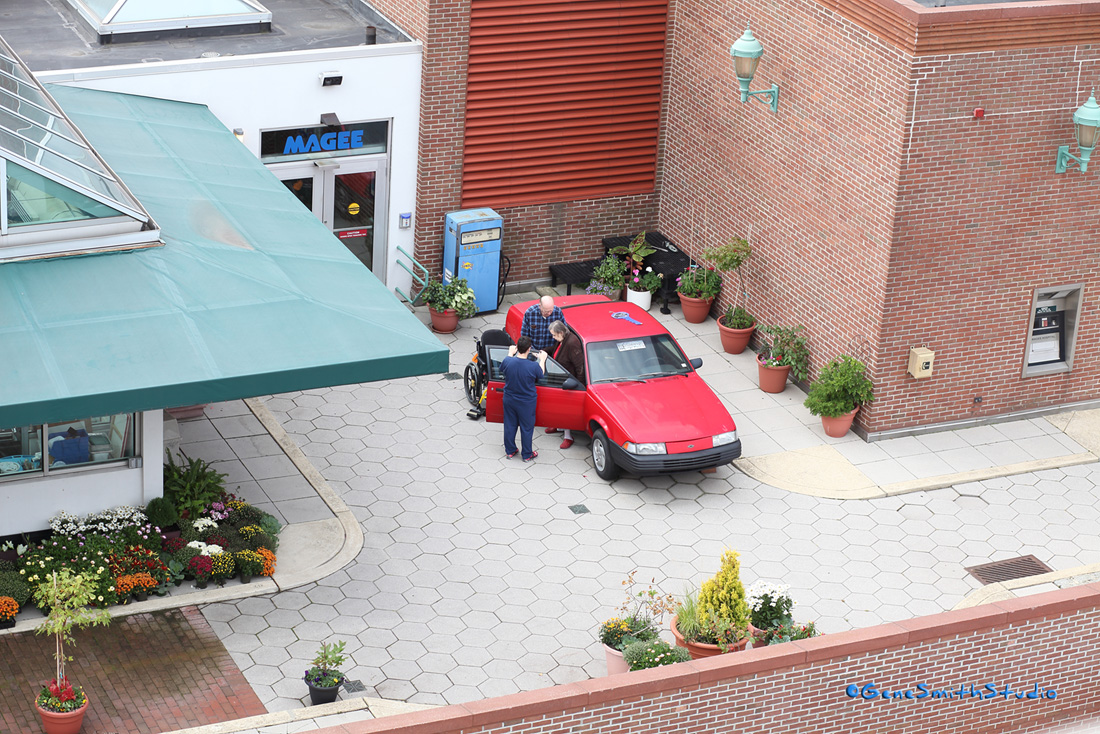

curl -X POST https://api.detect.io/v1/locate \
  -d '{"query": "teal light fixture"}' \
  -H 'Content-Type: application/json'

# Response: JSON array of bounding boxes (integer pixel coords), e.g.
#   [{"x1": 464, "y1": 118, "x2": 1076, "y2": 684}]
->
[
  {"x1": 1056, "y1": 92, "x2": 1100, "y2": 173},
  {"x1": 730, "y1": 24, "x2": 779, "y2": 113}
]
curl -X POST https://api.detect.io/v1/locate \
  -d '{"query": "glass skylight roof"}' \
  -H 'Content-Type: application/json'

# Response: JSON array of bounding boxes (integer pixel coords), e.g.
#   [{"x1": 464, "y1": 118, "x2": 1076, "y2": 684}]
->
[
  {"x1": 66, "y1": 0, "x2": 272, "y2": 40},
  {"x1": 0, "y1": 35, "x2": 157, "y2": 259}
]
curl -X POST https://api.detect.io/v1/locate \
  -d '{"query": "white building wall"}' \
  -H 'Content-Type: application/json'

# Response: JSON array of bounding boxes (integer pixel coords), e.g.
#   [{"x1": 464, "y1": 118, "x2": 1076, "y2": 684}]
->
[
  {"x1": 37, "y1": 43, "x2": 422, "y2": 298},
  {"x1": 0, "y1": 410, "x2": 162, "y2": 535}
]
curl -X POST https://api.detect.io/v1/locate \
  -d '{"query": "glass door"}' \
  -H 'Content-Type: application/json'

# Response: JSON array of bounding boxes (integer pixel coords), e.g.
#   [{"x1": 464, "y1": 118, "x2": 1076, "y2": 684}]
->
[{"x1": 268, "y1": 157, "x2": 387, "y2": 276}]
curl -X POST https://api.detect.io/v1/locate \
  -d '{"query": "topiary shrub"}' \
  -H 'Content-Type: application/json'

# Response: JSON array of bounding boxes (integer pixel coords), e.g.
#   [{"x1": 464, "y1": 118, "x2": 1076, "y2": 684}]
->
[
  {"x1": 144, "y1": 497, "x2": 179, "y2": 531},
  {"x1": 696, "y1": 549, "x2": 751, "y2": 638}
]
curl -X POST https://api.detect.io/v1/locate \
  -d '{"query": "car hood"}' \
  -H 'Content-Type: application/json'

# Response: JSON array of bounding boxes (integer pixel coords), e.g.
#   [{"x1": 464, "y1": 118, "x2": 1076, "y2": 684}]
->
[{"x1": 589, "y1": 374, "x2": 736, "y2": 442}]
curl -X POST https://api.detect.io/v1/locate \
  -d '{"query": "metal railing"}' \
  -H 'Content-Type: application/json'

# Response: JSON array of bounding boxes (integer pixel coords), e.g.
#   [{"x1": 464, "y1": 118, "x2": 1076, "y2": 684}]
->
[{"x1": 394, "y1": 244, "x2": 429, "y2": 306}]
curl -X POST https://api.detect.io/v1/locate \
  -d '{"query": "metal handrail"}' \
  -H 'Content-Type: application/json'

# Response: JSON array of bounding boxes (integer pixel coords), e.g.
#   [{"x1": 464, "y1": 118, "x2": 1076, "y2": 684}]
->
[{"x1": 394, "y1": 244, "x2": 430, "y2": 306}]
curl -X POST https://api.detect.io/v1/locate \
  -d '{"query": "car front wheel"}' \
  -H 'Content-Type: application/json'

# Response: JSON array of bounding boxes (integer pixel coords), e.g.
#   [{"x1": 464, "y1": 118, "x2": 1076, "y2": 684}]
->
[{"x1": 591, "y1": 428, "x2": 620, "y2": 481}]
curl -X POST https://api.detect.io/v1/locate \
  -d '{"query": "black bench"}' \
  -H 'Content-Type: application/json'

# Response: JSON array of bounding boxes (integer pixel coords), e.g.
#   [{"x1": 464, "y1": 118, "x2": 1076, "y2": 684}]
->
[{"x1": 548, "y1": 258, "x2": 603, "y2": 295}]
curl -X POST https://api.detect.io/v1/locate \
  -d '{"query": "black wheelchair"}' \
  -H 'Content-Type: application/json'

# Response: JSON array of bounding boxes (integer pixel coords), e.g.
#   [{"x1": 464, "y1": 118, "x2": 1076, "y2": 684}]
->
[{"x1": 464, "y1": 328, "x2": 513, "y2": 419}]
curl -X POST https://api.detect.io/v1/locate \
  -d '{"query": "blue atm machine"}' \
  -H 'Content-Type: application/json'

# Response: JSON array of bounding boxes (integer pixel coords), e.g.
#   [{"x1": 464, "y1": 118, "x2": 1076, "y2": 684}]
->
[{"x1": 443, "y1": 208, "x2": 503, "y2": 314}]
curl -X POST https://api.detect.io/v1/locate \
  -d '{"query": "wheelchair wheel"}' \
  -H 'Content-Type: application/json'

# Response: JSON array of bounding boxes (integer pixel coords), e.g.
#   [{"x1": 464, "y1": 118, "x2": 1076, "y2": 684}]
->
[{"x1": 463, "y1": 363, "x2": 482, "y2": 407}]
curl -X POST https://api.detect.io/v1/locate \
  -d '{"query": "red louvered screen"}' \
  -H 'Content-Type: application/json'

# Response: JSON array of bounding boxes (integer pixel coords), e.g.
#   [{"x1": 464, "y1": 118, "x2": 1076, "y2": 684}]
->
[{"x1": 462, "y1": 0, "x2": 667, "y2": 208}]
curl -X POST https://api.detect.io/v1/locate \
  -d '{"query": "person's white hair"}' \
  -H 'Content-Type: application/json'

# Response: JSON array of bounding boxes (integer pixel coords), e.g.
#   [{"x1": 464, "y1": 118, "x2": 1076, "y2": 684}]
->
[{"x1": 549, "y1": 320, "x2": 568, "y2": 336}]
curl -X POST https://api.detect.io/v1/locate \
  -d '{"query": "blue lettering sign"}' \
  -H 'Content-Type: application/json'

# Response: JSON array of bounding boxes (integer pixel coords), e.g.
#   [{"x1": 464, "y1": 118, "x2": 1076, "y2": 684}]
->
[
  {"x1": 305, "y1": 134, "x2": 321, "y2": 152},
  {"x1": 338, "y1": 131, "x2": 350, "y2": 148},
  {"x1": 844, "y1": 682, "x2": 1057, "y2": 704},
  {"x1": 320, "y1": 132, "x2": 337, "y2": 150},
  {"x1": 283, "y1": 135, "x2": 308, "y2": 155},
  {"x1": 351, "y1": 129, "x2": 363, "y2": 147}
]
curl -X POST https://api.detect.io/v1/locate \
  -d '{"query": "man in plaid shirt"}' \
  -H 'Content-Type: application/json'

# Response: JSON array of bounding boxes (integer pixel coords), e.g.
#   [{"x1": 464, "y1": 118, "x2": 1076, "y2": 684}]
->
[{"x1": 520, "y1": 296, "x2": 565, "y2": 353}]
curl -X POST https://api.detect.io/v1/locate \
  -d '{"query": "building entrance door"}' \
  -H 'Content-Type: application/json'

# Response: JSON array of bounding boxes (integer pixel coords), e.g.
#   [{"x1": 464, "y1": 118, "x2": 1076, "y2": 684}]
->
[{"x1": 271, "y1": 157, "x2": 386, "y2": 274}]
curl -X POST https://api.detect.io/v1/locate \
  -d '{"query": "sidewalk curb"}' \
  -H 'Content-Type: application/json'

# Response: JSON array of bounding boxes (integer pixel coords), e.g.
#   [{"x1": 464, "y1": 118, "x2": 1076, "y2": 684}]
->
[
  {"x1": 245, "y1": 397, "x2": 365, "y2": 590},
  {"x1": 164, "y1": 695, "x2": 436, "y2": 734}
]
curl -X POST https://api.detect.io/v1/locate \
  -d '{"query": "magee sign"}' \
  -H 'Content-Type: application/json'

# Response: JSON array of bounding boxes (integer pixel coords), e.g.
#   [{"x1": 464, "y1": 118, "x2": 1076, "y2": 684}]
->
[{"x1": 260, "y1": 120, "x2": 388, "y2": 161}]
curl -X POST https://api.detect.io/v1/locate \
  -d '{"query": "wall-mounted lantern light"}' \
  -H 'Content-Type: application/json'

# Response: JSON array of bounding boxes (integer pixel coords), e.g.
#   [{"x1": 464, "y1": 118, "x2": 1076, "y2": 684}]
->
[
  {"x1": 729, "y1": 24, "x2": 779, "y2": 113},
  {"x1": 1056, "y1": 92, "x2": 1100, "y2": 173}
]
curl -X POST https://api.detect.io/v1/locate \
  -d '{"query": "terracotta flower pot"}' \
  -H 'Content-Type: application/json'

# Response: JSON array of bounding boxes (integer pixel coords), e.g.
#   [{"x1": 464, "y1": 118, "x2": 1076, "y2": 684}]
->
[
  {"x1": 717, "y1": 318, "x2": 755, "y2": 354},
  {"x1": 757, "y1": 359, "x2": 792, "y2": 393},
  {"x1": 670, "y1": 616, "x2": 754, "y2": 659},
  {"x1": 428, "y1": 307, "x2": 459, "y2": 334},
  {"x1": 678, "y1": 294, "x2": 713, "y2": 323},
  {"x1": 821, "y1": 406, "x2": 859, "y2": 437},
  {"x1": 37, "y1": 696, "x2": 89, "y2": 734},
  {"x1": 603, "y1": 643, "x2": 629, "y2": 675}
]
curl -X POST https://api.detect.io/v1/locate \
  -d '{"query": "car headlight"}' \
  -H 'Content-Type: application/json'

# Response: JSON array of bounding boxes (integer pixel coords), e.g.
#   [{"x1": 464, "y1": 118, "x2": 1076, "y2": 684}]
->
[
  {"x1": 712, "y1": 431, "x2": 738, "y2": 447},
  {"x1": 623, "y1": 442, "x2": 667, "y2": 455}
]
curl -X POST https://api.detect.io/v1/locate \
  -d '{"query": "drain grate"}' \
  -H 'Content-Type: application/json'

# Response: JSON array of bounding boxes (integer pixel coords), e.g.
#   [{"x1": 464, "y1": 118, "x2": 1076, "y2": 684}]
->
[
  {"x1": 568, "y1": 504, "x2": 590, "y2": 515},
  {"x1": 965, "y1": 555, "x2": 1053, "y2": 585},
  {"x1": 343, "y1": 679, "x2": 366, "y2": 693},
  {"x1": 443, "y1": 372, "x2": 462, "y2": 380}
]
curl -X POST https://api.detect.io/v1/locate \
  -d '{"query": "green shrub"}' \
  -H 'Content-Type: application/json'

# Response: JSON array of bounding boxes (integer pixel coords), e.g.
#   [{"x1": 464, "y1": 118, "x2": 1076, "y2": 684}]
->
[
  {"x1": 163, "y1": 451, "x2": 227, "y2": 520},
  {"x1": 0, "y1": 559, "x2": 15, "y2": 572},
  {"x1": 258, "y1": 514, "x2": 282, "y2": 551},
  {"x1": 144, "y1": 497, "x2": 179, "y2": 531},
  {"x1": 173, "y1": 546, "x2": 201, "y2": 570},
  {"x1": 696, "y1": 550, "x2": 750, "y2": 639},
  {"x1": 623, "y1": 639, "x2": 691, "y2": 671},
  {"x1": 0, "y1": 570, "x2": 31, "y2": 606},
  {"x1": 598, "y1": 616, "x2": 658, "y2": 652},
  {"x1": 227, "y1": 503, "x2": 265, "y2": 527},
  {"x1": 758, "y1": 325, "x2": 811, "y2": 383},
  {"x1": 721, "y1": 305, "x2": 755, "y2": 330},
  {"x1": 803, "y1": 355, "x2": 875, "y2": 418}
]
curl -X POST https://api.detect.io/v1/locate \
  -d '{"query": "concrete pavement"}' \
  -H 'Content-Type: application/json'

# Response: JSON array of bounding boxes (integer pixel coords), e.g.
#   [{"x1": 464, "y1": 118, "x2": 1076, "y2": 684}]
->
[{"x1": 169, "y1": 290, "x2": 1100, "y2": 728}]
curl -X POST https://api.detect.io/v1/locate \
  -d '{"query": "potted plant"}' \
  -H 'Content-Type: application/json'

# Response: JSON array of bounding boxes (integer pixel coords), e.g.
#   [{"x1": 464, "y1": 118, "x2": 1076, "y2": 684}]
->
[
  {"x1": 303, "y1": 639, "x2": 347, "y2": 705},
  {"x1": 144, "y1": 497, "x2": 180, "y2": 539},
  {"x1": 746, "y1": 581, "x2": 794, "y2": 647},
  {"x1": 671, "y1": 550, "x2": 756, "y2": 659},
  {"x1": 622, "y1": 639, "x2": 691, "y2": 671},
  {"x1": 625, "y1": 266, "x2": 663, "y2": 311},
  {"x1": 756, "y1": 325, "x2": 810, "y2": 394},
  {"x1": 609, "y1": 231, "x2": 656, "y2": 273},
  {"x1": 598, "y1": 571, "x2": 676, "y2": 675},
  {"x1": 234, "y1": 550, "x2": 263, "y2": 584},
  {"x1": 187, "y1": 555, "x2": 213, "y2": 589},
  {"x1": 422, "y1": 277, "x2": 478, "y2": 333},
  {"x1": 33, "y1": 570, "x2": 111, "y2": 734},
  {"x1": 129, "y1": 572, "x2": 157, "y2": 602},
  {"x1": 803, "y1": 355, "x2": 875, "y2": 437},
  {"x1": 585, "y1": 254, "x2": 628, "y2": 301},
  {"x1": 675, "y1": 265, "x2": 722, "y2": 323},
  {"x1": 0, "y1": 595, "x2": 17, "y2": 629},
  {"x1": 718, "y1": 305, "x2": 756, "y2": 354}
]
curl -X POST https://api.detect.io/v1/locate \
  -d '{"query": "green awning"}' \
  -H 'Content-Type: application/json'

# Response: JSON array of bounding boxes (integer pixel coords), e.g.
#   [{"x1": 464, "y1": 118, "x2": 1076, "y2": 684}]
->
[{"x1": 0, "y1": 86, "x2": 447, "y2": 428}]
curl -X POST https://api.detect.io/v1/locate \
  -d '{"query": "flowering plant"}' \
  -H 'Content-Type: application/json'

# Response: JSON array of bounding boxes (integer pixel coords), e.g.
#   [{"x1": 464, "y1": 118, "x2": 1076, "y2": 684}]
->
[
  {"x1": 234, "y1": 550, "x2": 263, "y2": 576},
  {"x1": 192, "y1": 518, "x2": 218, "y2": 533},
  {"x1": 187, "y1": 541, "x2": 224, "y2": 556},
  {"x1": 746, "y1": 581, "x2": 794, "y2": 632},
  {"x1": 304, "y1": 640, "x2": 347, "y2": 688},
  {"x1": 186, "y1": 555, "x2": 213, "y2": 582},
  {"x1": 163, "y1": 537, "x2": 186, "y2": 554},
  {"x1": 210, "y1": 552, "x2": 236, "y2": 581},
  {"x1": 586, "y1": 254, "x2": 628, "y2": 295},
  {"x1": 107, "y1": 545, "x2": 168, "y2": 582},
  {"x1": 0, "y1": 595, "x2": 18, "y2": 620},
  {"x1": 676, "y1": 265, "x2": 722, "y2": 299},
  {"x1": 764, "y1": 621, "x2": 820, "y2": 644},
  {"x1": 598, "y1": 616, "x2": 657, "y2": 651},
  {"x1": 37, "y1": 676, "x2": 86, "y2": 713},
  {"x1": 129, "y1": 572, "x2": 157, "y2": 592},
  {"x1": 600, "y1": 570, "x2": 676, "y2": 651},
  {"x1": 238, "y1": 525, "x2": 263, "y2": 541},
  {"x1": 757, "y1": 325, "x2": 811, "y2": 383},
  {"x1": 627, "y1": 267, "x2": 663, "y2": 294},
  {"x1": 202, "y1": 501, "x2": 230, "y2": 521},
  {"x1": 257, "y1": 548, "x2": 277, "y2": 576},
  {"x1": 623, "y1": 639, "x2": 691, "y2": 671}
]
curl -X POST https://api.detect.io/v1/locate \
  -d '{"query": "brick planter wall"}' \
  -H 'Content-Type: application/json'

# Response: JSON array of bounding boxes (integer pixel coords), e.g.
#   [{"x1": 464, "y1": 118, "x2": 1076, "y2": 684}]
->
[{"x1": 315, "y1": 583, "x2": 1100, "y2": 734}]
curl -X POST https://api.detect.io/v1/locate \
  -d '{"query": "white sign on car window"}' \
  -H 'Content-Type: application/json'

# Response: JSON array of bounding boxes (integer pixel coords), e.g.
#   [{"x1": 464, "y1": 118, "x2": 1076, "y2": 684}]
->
[{"x1": 617, "y1": 340, "x2": 646, "y2": 352}]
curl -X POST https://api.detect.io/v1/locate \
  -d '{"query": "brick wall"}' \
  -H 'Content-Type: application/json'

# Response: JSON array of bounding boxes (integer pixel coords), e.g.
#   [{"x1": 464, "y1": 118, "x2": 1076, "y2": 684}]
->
[
  {"x1": 313, "y1": 583, "x2": 1100, "y2": 734},
  {"x1": 876, "y1": 48, "x2": 1100, "y2": 431},
  {"x1": 658, "y1": 0, "x2": 910, "y2": 421}
]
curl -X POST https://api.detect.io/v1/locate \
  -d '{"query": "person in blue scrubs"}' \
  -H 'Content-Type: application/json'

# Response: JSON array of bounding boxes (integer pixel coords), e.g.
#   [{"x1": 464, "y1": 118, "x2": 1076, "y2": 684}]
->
[{"x1": 501, "y1": 335, "x2": 548, "y2": 462}]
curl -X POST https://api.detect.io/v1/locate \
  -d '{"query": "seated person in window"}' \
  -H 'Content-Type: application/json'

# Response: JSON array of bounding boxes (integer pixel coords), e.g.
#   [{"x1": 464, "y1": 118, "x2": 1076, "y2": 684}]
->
[{"x1": 547, "y1": 320, "x2": 585, "y2": 450}]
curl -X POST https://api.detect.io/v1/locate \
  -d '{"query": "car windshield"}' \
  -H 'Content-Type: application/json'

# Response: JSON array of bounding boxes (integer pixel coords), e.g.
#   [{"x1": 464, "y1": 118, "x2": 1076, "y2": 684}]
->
[{"x1": 587, "y1": 334, "x2": 692, "y2": 383}]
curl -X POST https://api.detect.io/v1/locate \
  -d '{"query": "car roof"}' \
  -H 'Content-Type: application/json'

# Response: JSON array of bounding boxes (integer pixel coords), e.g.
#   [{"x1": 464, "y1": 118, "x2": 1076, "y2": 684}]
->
[{"x1": 560, "y1": 301, "x2": 669, "y2": 341}]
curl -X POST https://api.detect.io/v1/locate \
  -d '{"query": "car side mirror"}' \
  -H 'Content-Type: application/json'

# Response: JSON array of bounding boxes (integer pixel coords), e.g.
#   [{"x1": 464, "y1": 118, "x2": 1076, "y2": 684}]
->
[
  {"x1": 690, "y1": 357, "x2": 703, "y2": 369},
  {"x1": 562, "y1": 376, "x2": 584, "y2": 390}
]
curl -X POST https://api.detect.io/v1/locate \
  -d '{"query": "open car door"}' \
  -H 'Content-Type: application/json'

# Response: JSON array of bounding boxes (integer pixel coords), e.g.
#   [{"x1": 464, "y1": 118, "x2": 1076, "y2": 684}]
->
[{"x1": 484, "y1": 346, "x2": 586, "y2": 431}]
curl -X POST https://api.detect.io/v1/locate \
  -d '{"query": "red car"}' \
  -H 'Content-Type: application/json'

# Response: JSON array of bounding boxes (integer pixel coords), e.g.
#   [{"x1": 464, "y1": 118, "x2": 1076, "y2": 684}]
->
[{"x1": 479, "y1": 295, "x2": 741, "y2": 479}]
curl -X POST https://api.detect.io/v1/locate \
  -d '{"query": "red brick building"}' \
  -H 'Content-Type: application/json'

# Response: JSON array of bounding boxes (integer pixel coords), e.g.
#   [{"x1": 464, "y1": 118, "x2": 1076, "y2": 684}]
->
[{"x1": 372, "y1": 0, "x2": 1100, "y2": 435}]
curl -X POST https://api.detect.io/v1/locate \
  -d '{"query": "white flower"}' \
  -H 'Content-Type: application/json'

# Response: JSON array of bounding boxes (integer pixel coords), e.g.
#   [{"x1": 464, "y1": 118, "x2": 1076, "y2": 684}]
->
[
  {"x1": 646, "y1": 267, "x2": 652, "y2": 272},
  {"x1": 193, "y1": 518, "x2": 218, "y2": 531}
]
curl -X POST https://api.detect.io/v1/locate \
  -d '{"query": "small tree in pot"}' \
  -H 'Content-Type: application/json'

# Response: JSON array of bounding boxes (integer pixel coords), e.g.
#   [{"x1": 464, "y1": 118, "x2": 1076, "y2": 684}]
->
[
  {"x1": 707, "y1": 236, "x2": 755, "y2": 352},
  {"x1": 33, "y1": 570, "x2": 112, "y2": 734},
  {"x1": 422, "y1": 277, "x2": 478, "y2": 334},
  {"x1": 803, "y1": 355, "x2": 875, "y2": 437}
]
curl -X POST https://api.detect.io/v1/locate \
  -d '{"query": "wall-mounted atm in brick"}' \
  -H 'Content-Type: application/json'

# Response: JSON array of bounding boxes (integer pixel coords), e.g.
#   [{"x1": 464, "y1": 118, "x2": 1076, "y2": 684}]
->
[{"x1": 1023, "y1": 285, "x2": 1083, "y2": 376}]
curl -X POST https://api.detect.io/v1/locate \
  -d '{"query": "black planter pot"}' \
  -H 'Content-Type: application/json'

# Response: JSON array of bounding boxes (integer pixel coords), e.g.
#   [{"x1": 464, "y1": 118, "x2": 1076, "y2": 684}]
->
[
  {"x1": 0, "y1": 617, "x2": 14, "y2": 629},
  {"x1": 306, "y1": 680, "x2": 341, "y2": 706}
]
